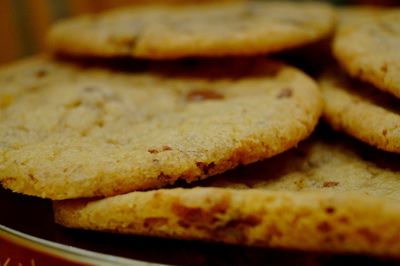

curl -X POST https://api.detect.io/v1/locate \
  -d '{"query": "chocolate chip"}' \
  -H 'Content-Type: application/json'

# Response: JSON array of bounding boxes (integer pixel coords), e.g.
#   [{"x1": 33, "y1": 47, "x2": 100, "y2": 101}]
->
[
  {"x1": 36, "y1": 69, "x2": 48, "y2": 78},
  {"x1": 357, "y1": 228, "x2": 380, "y2": 244},
  {"x1": 277, "y1": 88, "x2": 293, "y2": 99},
  {"x1": 196, "y1": 162, "x2": 216, "y2": 175},
  {"x1": 325, "y1": 207, "x2": 335, "y2": 214},
  {"x1": 317, "y1": 221, "x2": 332, "y2": 232},
  {"x1": 109, "y1": 36, "x2": 138, "y2": 52},
  {"x1": 323, "y1": 181, "x2": 339, "y2": 188},
  {"x1": 380, "y1": 63, "x2": 388, "y2": 73},
  {"x1": 143, "y1": 217, "x2": 168, "y2": 228},
  {"x1": 187, "y1": 90, "x2": 224, "y2": 102},
  {"x1": 148, "y1": 145, "x2": 172, "y2": 154},
  {"x1": 121, "y1": 37, "x2": 138, "y2": 51}
]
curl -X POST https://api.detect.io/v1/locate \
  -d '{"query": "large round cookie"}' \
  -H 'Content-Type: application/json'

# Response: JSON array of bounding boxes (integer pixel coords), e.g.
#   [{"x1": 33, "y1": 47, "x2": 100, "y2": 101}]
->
[
  {"x1": 0, "y1": 56, "x2": 322, "y2": 200},
  {"x1": 47, "y1": 1, "x2": 335, "y2": 59},
  {"x1": 333, "y1": 7, "x2": 400, "y2": 99},
  {"x1": 54, "y1": 130, "x2": 400, "y2": 258},
  {"x1": 320, "y1": 67, "x2": 400, "y2": 153}
]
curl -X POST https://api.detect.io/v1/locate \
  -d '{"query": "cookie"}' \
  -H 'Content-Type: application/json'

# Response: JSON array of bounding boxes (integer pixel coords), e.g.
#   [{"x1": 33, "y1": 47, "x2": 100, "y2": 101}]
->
[
  {"x1": 54, "y1": 130, "x2": 400, "y2": 258},
  {"x1": 333, "y1": 7, "x2": 400, "y2": 99},
  {"x1": 320, "y1": 67, "x2": 400, "y2": 153},
  {"x1": 0, "y1": 56, "x2": 321, "y2": 200},
  {"x1": 47, "y1": 1, "x2": 335, "y2": 59}
]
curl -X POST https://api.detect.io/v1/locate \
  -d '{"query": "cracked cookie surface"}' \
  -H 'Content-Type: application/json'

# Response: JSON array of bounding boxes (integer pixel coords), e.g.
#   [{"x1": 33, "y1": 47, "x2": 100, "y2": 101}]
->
[
  {"x1": 0, "y1": 56, "x2": 321, "y2": 199},
  {"x1": 54, "y1": 130, "x2": 400, "y2": 258},
  {"x1": 333, "y1": 7, "x2": 400, "y2": 99},
  {"x1": 320, "y1": 67, "x2": 400, "y2": 153},
  {"x1": 48, "y1": 1, "x2": 335, "y2": 59}
]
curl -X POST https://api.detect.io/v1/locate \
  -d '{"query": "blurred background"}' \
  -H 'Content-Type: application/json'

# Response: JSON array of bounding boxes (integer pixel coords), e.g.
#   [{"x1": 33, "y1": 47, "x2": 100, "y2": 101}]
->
[{"x1": 0, "y1": 0, "x2": 398, "y2": 64}]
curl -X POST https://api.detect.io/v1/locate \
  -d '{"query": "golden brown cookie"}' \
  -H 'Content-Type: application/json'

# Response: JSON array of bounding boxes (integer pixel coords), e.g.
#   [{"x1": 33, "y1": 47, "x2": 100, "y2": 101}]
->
[
  {"x1": 54, "y1": 130, "x2": 400, "y2": 258},
  {"x1": 320, "y1": 67, "x2": 400, "y2": 153},
  {"x1": 48, "y1": 1, "x2": 335, "y2": 59},
  {"x1": 333, "y1": 7, "x2": 400, "y2": 99},
  {"x1": 0, "y1": 56, "x2": 321, "y2": 200}
]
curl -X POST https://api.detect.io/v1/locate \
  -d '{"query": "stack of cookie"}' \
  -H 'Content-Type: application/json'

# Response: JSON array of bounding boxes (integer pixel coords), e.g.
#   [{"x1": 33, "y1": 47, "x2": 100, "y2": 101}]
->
[
  {"x1": 321, "y1": 7, "x2": 400, "y2": 153},
  {"x1": 1, "y1": 1, "x2": 400, "y2": 260}
]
